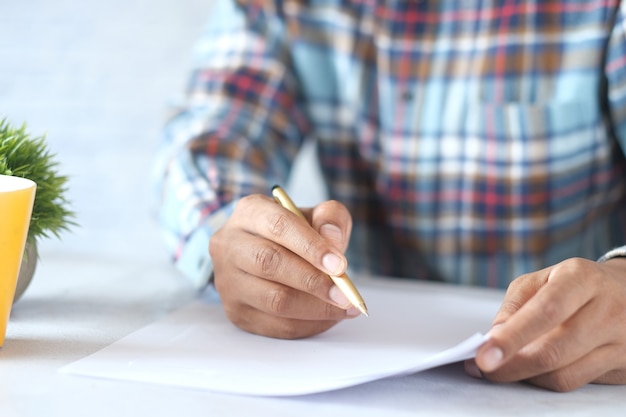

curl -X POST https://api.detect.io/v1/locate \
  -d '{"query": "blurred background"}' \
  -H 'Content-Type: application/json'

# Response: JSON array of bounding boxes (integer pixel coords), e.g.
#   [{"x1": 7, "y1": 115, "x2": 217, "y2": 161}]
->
[
  {"x1": 1, "y1": 0, "x2": 324, "y2": 280},
  {"x1": 1, "y1": 0, "x2": 213, "y2": 265}
]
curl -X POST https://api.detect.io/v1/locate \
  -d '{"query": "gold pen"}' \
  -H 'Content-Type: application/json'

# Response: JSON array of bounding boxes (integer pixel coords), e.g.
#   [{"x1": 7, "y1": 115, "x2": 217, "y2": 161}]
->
[{"x1": 271, "y1": 185, "x2": 369, "y2": 317}]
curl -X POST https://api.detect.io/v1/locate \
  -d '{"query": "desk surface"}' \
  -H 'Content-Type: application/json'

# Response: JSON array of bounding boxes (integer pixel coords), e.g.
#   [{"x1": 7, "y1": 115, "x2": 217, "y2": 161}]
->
[
  {"x1": 2, "y1": 250, "x2": 625, "y2": 417},
  {"x1": 2, "y1": 0, "x2": 624, "y2": 414}
]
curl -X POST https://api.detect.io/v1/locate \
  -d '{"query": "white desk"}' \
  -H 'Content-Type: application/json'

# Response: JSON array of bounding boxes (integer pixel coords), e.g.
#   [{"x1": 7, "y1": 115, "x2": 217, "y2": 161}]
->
[
  {"x1": 2, "y1": 0, "x2": 624, "y2": 413},
  {"x1": 2, "y1": 249, "x2": 625, "y2": 417}
]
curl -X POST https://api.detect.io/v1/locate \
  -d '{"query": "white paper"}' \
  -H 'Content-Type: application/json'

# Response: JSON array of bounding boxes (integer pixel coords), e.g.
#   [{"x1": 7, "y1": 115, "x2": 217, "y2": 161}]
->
[{"x1": 60, "y1": 285, "x2": 500, "y2": 396}]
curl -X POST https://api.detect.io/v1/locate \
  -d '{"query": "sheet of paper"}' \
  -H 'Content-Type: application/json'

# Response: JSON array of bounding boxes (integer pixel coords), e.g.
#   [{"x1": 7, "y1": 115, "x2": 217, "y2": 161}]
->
[{"x1": 60, "y1": 284, "x2": 501, "y2": 396}]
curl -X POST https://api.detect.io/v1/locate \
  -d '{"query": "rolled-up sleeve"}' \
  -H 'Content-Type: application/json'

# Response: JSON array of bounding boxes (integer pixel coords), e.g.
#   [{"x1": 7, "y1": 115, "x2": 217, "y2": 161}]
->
[{"x1": 154, "y1": 0, "x2": 312, "y2": 287}]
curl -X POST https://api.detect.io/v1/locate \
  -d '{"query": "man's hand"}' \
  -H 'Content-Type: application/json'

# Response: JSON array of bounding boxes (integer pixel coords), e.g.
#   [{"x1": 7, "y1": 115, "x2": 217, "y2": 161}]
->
[
  {"x1": 469, "y1": 257, "x2": 626, "y2": 391},
  {"x1": 209, "y1": 194, "x2": 360, "y2": 339}
]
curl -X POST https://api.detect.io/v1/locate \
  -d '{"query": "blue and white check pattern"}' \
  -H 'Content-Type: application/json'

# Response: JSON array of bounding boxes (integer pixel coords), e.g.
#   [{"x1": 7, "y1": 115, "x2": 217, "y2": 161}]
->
[{"x1": 155, "y1": 0, "x2": 626, "y2": 288}]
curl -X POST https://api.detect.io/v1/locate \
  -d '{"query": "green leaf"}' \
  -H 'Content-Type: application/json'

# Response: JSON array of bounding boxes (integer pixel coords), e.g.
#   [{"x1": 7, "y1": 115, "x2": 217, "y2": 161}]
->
[{"x1": 0, "y1": 118, "x2": 76, "y2": 245}]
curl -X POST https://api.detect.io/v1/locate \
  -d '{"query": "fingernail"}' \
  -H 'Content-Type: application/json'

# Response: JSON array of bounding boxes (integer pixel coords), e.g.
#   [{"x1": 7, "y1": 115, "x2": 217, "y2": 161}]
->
[
  {"x1": 329, "y1": 285, "x2": 350, "y2": 308},
  {"x1": 464, "y1": 360, "x2": 483, "y2": 379},
  {"x1": 346, "y1": 306, "x2": 361, "y2": 317},
  {"x1": 320, "y1": 224, "x2": 342, "y2": 242},
  {"x1": 481, "y1": 346, "x2": 504, "y2": 372},
  {"x1": 322, "y1": 253, "x2": 343, "y2": 275}
]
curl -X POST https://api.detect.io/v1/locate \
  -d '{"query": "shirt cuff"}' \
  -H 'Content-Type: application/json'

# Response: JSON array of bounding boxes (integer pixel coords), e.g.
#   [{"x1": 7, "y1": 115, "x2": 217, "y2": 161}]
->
[
  {"x1": 597, "y1": 245, "x2": 626, "y2": 262},
  {"x1": 176, "y1": 227, "x2": 214, "y2": 288},
  {"x1": 174, "y1": 200, "x2": 237, "y2": 288}
]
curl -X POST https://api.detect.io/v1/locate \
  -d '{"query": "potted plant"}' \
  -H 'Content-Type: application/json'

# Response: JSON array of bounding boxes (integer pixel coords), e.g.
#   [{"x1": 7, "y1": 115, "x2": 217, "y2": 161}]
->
[{"x1": 0, "y1": 118, "x2": 75, "y2": 302}]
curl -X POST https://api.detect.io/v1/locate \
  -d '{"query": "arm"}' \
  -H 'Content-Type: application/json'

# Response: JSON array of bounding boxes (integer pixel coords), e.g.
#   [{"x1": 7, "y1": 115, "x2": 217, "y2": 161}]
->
[
  {"x1": 154, "y1": 0, "x2": 312, "y2": 286},
  {"x1": 468, "y1": 5, "x2": 626, "y2": 391},
  {"x1": 156, "y1": 0, "x2": 360, "y2": 338}
]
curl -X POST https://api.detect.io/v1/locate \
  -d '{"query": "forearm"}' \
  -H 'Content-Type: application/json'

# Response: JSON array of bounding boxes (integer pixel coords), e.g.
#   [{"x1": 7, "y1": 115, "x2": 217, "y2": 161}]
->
[{"x1": 154, "y1": 0, "x2": 311, "y2": 284}]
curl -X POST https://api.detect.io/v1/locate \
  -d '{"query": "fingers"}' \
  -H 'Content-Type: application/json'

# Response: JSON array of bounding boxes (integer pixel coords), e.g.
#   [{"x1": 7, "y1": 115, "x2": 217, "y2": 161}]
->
[
  {"x1": 476, "y1": 259, "x2": 595, "y2": 374},
  {"x1": 489, "y1": 269, "x2": 546, "y2": 325},
  {"x1": 474, "y1": 257, "x2": 626, "y2": 391},
  {"x1": 524, "y1": 344, "x2": 623, "y2": 392},
  {"x1": 469, "y1": 344, "x2": 626, "y2": 392},
  {"x1": 216, "y1": 261, "x2": 356, "y2": 339},
  {"x1": 307, "y1": 200, "x2": 353, "y2": 253},
  {"x1": 593, "y1": 368, "x2": 626, "y2": 385},
  {"x1": 226, "y1": 306, "x2": 341, "y2": 340},
  {"x1": 224, "y1": 271, "x2": 354, "y2": 322},
  {"x1": 209, "y1": 193, "x2": 359, "y2": 339},
  {"x1": 221, "y1": 231, "x2": 353, "y2": 309},
  {"x1": 481, "y1": 296, "x2": 607, "y2": 383},
  {"x1": 236, "y1": 194, "x2": 349, "y2": 277}
]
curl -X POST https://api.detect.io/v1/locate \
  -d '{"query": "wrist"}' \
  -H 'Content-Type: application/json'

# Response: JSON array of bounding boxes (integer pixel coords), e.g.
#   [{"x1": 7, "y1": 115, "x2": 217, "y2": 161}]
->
[{"x1": 603, "y1": 257, "x2": 626, "y2": 270}]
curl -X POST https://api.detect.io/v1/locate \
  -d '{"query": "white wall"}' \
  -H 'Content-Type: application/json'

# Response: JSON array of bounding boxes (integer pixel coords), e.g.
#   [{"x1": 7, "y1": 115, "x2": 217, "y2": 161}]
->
[
  {"x1": 0, "y1": 0, "x2": 325, "y2": 264},
  {"x1": 0, "y1": 1, "x2": 209, "y2": 263}
]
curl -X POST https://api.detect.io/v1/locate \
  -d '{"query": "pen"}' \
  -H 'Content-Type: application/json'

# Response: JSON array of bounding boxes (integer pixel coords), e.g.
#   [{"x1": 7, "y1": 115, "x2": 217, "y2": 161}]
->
[{"x1": 271, "y1": 185, "x2": 369, "y2": 317}]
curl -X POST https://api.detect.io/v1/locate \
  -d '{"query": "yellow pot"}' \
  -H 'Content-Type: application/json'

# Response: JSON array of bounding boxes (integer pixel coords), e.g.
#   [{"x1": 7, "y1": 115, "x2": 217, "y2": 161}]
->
[{"x1": 14, "y1": 243, "x2": 37, "y2": 304}]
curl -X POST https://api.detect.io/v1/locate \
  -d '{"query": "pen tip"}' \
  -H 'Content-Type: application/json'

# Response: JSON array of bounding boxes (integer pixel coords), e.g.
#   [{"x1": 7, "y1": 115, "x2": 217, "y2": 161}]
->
[{"x1": 358, "y1": 304, "x2": 369, "y2": 317}]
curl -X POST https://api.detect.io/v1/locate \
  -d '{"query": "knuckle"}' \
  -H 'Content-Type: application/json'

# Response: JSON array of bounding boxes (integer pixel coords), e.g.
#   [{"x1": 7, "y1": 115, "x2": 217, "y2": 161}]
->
[
  {"x1": 300, "y1": 270, "x2": 324, "y2": 294},
  {"x1": 545, "y1": 371, "x2": 579, "y2": 393},
  {"x1": 267, "y1": 212, "x2": 291, "y2": 238},
  {"x1": 565, "y1": 257, "x2": 588, "y2": 270},
  {"x1": 264, "y1": 286, "x2": 291, "y2": 315},
  {"x1": 595, "y1": 369, "x2": 626, "y2": 385},
  {"x1": 254, "y1": 246, "x2": 281, "y2": 276},
  {"x1": 535, "y1": 342, "x2": 562, "y2": 370},
  {"x1": 319, "y1": 199, "x2": 343, "y2": 214},
  {"x1": 498, "y1": 299, "x2": 524, "y2": 316},
  {"x1": 507, "y1": 274, "x2": 527, "y2": 291},
  {"x1": 236, "y1": 194, "x2": 260, "y2": 213},
  {"x1": 559, "y1": 257, "x2": 596, "y2": 282},
  {"x1": 299, "y1": 236, "x2": 317, "y2": 257}
]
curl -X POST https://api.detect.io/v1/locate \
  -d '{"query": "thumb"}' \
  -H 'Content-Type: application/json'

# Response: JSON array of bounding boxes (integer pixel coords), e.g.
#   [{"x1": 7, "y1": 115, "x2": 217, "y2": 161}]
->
[
  {"x1": 320, "y1": 223, "x2": 346, "y2": 250},
  {"x1": 308, "y1": 200, "x2": 352, "y2": 253}
]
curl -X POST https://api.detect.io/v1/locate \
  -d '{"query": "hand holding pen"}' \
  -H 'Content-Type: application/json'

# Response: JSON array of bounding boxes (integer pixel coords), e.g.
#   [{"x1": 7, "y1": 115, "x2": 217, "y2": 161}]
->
[
  {"x1": 271, "y1": 186, "x2": 368, "y2": 316},
  {"x1": 209, "y1": 187, "x2": 364, "y2": 339}
]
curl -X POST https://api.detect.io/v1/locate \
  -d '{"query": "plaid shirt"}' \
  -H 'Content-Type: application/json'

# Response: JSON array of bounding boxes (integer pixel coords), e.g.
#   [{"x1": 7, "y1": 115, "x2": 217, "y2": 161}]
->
[{"x1": 155, "y1": 0, "x2": 626, "y2": 288}]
